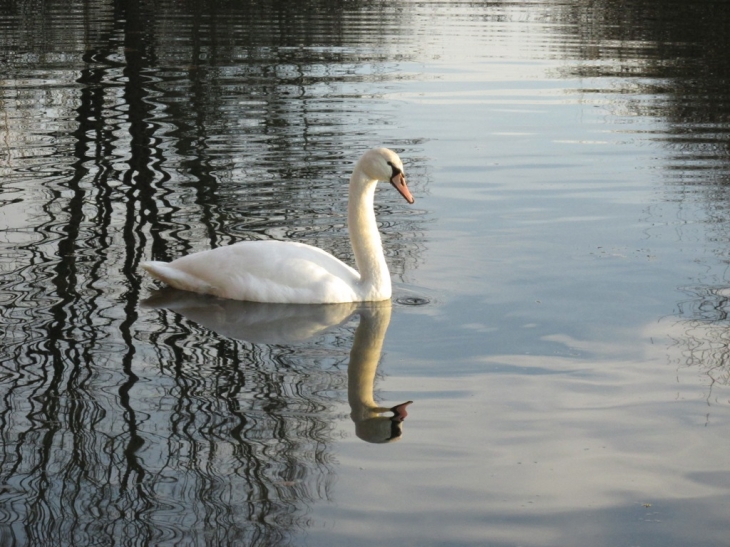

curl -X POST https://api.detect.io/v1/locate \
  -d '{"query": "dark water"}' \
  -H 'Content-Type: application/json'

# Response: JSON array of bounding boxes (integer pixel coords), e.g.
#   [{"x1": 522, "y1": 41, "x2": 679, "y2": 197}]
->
[{"x1": 1, "y1": 1, "x2": 730, "y2": 546}]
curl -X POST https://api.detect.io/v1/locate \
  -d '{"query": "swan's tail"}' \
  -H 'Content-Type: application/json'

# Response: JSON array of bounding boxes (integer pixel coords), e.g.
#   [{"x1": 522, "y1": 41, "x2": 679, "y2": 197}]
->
[{"x1": 141, "y1": 261, "x2": 215, "y2": 294}]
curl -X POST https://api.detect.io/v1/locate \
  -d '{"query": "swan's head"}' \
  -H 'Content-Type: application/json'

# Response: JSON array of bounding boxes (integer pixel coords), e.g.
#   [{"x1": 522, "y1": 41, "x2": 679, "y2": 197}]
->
[
  {"x1": 357, "y1": 148, "x2": 415, "y2": 204},
  {"x1": 354, "y1": 401, "x2": 412, "y2": 444}
]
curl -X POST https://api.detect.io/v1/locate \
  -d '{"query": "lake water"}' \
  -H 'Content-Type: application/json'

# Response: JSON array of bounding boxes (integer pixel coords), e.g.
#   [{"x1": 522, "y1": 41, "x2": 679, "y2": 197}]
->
[{"x1": 2, "y1": 1, "x2": 730, "y2": 545}]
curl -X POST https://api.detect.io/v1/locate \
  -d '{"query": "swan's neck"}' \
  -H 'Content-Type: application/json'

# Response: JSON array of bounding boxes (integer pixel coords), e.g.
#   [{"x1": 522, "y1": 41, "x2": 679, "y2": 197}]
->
[{"x1": 348, "y1": 171, "x2": 391, "y2": 299}]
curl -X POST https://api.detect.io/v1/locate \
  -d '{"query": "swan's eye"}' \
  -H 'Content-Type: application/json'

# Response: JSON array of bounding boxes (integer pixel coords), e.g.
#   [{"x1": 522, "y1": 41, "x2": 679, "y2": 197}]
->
[{"x1": 387, "y1": 161, "x2": 402, "y2": 177}]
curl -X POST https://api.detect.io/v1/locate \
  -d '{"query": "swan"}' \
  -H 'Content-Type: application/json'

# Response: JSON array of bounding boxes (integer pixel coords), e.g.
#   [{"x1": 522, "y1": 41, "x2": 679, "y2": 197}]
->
[{"x1": 141, "y1": 148, "x2": 414, "y2": 304}]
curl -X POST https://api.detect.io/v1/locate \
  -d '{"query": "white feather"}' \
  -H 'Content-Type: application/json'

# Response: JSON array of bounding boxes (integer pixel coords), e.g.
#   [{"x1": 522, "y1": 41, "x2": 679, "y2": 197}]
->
[{"x1": 141, "y1": 148, "x2": 414, "y2": 304}]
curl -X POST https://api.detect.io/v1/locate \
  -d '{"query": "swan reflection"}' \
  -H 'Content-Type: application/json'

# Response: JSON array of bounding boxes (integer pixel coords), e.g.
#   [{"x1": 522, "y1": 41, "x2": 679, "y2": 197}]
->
[
  {"x1": 143, "y1": 288, "x2": 412, "y2": 442},
  {"x1": 347, "y1": 302, "x2": 412, "y2": 443}
]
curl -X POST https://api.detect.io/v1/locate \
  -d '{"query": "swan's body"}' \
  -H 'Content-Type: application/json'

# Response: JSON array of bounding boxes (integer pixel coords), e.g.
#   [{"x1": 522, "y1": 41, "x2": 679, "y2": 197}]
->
[{"x1": 141, "y1": 148, "x2": 414, "y2": 304}]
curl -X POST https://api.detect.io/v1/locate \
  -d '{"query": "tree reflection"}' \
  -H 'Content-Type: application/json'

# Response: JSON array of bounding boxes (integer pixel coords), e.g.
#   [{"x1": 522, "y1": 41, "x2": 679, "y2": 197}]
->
[
  {"x1": 667, "y1": 286, "x2": 730, "y2": 393},
  {"x1": 0, "y1": 0, "x2": 422, "y2": 544},
  {"x1": 551, "y1": 0, "x2": 730, "y2": 386},
  {"x1": 555, "y1": 0, "x2": 730, "y2": 162}
]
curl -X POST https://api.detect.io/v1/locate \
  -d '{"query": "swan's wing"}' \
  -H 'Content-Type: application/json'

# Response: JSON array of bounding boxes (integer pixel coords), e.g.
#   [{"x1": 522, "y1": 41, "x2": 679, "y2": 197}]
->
[{"x1": 142, "y1": 241, "x2": 361, "y2": 304}]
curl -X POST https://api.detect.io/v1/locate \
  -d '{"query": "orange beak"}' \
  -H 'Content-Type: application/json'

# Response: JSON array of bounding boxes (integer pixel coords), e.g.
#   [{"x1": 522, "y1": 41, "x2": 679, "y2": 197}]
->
[{"x1": 390, "y1": 172, "x2": 414, "y2": 204}]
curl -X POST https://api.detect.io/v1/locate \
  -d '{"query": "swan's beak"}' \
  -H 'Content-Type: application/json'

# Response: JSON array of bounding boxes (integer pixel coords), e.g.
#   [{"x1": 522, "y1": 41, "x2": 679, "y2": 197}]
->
[
  {"x1": 390, "y1": 172, "x2": 415, "y2": 204},
  {"x1": 390, "y1": 401, "x2": 413, "y2": 423}
]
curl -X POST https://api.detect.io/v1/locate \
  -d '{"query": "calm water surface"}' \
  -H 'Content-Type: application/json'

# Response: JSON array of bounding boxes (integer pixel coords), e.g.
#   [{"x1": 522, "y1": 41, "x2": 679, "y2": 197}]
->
[{"x1": 2, "y1": 1, "x2": 730, "y2": 545}]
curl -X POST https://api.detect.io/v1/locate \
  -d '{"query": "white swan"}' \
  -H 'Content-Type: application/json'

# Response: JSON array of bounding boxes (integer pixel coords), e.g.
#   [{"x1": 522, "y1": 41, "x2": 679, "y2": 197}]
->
[{"x1": 141, "y1": 148, "x2": 414, "y2": 303}]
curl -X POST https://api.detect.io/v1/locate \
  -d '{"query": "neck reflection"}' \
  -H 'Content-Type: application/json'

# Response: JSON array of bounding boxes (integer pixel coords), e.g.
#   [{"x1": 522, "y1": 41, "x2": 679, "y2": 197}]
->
[
  {"x1": 348, "y1": 302, "x2": 412, "y2": 443},
  {"x1": 142, "y1": 289, "x2": 413, "y2": 442}
]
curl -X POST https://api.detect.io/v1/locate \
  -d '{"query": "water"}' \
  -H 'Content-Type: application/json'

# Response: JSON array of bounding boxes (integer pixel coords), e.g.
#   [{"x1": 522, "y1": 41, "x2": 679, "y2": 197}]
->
[{"x1": 1, "y1": 0, "x2": 730, "y2": 545}]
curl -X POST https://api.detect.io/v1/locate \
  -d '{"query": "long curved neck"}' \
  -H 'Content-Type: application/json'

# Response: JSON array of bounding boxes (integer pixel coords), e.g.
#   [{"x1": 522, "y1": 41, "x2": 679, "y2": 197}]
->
[
  {"x1": 348, "y1": 170, "x2": 391, "y2": 298},
  {"x1": 348, "y1": 304, "x2": 392, "y2": 415}
]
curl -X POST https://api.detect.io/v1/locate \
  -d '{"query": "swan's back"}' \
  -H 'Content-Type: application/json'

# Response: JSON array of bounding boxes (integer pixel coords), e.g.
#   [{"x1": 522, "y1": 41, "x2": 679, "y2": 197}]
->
[{"x1": 142, "y1": 240, "x2": 362, "y2": 304}]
